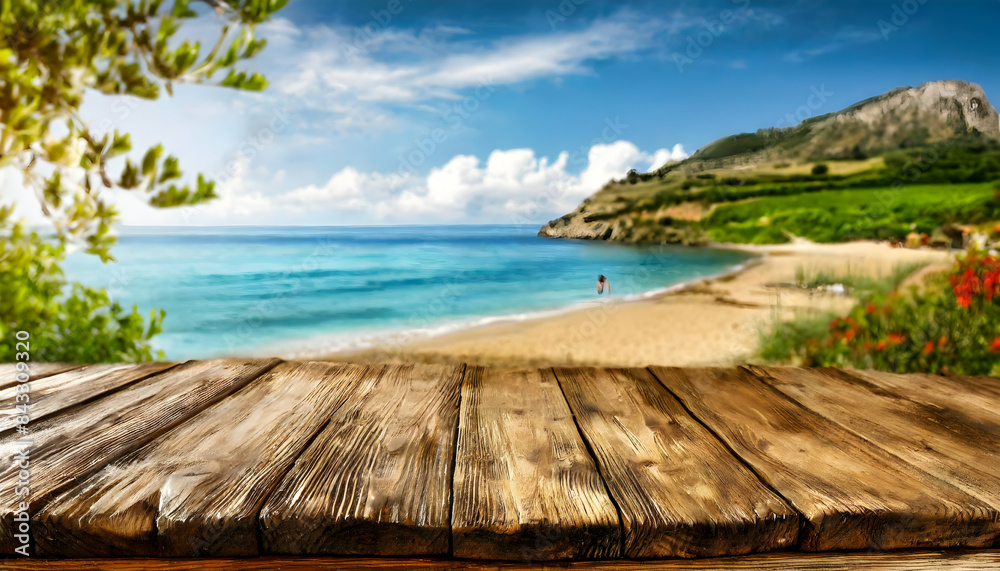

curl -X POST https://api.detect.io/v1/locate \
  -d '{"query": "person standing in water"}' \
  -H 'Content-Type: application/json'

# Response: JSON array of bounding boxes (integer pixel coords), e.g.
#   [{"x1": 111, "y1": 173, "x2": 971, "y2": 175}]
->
[{"x1": 596, "y1": 274, "x2": 610, "y2": 295}]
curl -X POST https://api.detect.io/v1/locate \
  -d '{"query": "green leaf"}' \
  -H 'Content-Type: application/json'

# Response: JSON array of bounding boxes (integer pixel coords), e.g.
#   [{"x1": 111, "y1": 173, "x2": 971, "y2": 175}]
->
[
  {"x1": 108, "y1": 131, "x2": 132, "y2": 158},
  {"x1": 158, "y1": 155, "x2": 181, "y2": 183},
  {"x1": 141, "y1": 145, "x2": 163, "y2": 177}
]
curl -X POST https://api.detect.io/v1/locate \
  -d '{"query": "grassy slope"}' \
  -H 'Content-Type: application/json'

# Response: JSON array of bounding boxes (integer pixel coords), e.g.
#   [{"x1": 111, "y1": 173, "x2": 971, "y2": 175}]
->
[
  {"x1": 560, "y1": 134, "x2": 1000, "y2": 244},
  {"x1": 707, "y1": 182, "x2": 999, "y2": 244}
]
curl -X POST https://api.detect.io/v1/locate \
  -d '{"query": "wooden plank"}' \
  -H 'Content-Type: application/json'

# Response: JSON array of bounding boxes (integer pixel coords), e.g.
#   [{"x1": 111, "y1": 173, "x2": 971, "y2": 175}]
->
[
  {"x1": 841, "y1": 369, "x2": 1000, "y2": 435},
  {"x1": 452, "y1": 367, "x2": 620, "y2": 561},
  {"x1": 555, "y1": 367, "x2": 798, "y2": 559},
  {"x1": 0, "y1": 363, "x2": 175, "y2": 433},
  {"x1": 0, "y1": 363, "x2": 91, "y2": 390},
  {"x1": 650, "y1": 367, "x2": 1000, "y2": 552},
  {"x1": 260, "y1": 364, "x2": 463, "y2": 556},
  {"x1": 0, "y1": 358, "x2": 279, "y2": 554},
  {"x1": 5, "y1": 551, "x2": 1000, "y2": 570},
  {"x1": 748, "y1": 366, "x2": 1000, "y2": 510},
  {"x1": 948, "y1": 373, "x2": 1000, "y2": 394},
  {"x1": 34, "y1": 362, "x2": 371, "y2": 558}
]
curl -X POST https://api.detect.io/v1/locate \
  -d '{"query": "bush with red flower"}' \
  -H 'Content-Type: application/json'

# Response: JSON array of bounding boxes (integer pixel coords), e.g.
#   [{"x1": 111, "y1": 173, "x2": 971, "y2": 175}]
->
[{"x1": 780, "y1": 249, "x2": 1000, "y2": 376}]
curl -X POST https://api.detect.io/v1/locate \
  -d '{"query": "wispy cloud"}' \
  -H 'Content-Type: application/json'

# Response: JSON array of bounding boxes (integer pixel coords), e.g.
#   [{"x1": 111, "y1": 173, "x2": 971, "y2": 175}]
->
[
  {"x1": 783, "y1": 28, "x2": 882, "y2": 63},
  {"x1": 254, "y1": 12, "x2": 666, "y2": 133}
]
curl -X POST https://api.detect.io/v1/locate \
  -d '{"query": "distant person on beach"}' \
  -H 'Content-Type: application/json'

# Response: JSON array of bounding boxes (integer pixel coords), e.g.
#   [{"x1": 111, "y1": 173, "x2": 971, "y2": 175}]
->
[{"x1": 597, "y1": 275, "x2": 610, "y2": 295}]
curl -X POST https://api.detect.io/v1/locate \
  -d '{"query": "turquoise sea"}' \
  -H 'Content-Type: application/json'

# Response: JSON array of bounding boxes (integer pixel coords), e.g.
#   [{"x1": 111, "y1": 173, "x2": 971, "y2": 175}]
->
[{"x1": 63, "y1": 225, "x2": 755, "y2": 360}]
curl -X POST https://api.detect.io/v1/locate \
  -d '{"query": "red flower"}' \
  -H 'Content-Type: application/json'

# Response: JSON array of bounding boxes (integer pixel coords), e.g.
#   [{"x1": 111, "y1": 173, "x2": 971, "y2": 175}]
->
[
  {"x1": 990, "y1": 338, "x2": 1000, "y2": 353},
  {"x1": 865, "y1": 302, "x2": 876, "y2": 314},
  {"x1": 938, "y1": 336, "x2": 948, "y2": 349},
  {"x1": 922, "y1": 341, "x2": 935, "y2": 356},
  {"x1": 888, "y1": 333, "x2": 906, "y2": 344},
  {"x1": 876, "y1": 340, "x2": 887, "y2": 351},
  {"x1": 844, "y1": 329, "x2": 856, "y2": 342}
]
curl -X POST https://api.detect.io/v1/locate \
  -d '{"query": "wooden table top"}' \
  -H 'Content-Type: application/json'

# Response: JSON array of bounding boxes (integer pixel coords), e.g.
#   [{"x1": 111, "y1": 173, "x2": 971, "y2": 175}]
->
[{"x1": 1, "y1": 361, "x2": 997, "y2": 564}]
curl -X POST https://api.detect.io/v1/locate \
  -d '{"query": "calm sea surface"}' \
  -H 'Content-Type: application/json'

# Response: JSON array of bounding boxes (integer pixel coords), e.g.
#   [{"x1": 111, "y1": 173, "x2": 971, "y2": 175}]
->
[{"x1": 63, "y1": 225, "x2": 755, "y2": 360}]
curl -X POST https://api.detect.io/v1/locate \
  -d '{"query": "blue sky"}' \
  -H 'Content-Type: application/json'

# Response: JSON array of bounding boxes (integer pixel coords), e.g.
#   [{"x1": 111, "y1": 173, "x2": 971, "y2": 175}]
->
[{"x1": 30, "y1": 0, "x2": 1000, "y2": 226}]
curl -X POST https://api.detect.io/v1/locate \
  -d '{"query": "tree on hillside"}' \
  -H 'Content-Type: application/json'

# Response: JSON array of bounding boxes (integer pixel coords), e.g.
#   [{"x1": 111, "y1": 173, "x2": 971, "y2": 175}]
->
[{"x1": 0, "y1": 0, "x2": 287, "y2": 362}]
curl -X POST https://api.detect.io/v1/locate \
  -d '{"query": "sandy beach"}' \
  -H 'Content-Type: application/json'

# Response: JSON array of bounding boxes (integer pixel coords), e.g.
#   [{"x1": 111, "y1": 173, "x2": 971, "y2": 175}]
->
[{"x1": 328, "y1": 241, "x2": 955, "y2": 368}]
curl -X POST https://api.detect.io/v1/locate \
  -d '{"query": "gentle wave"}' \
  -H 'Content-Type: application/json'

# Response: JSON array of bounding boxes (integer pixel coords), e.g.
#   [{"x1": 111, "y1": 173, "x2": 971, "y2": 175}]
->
[{"x1": 263, "y1": 257, "x2": 759, "y2": 360}]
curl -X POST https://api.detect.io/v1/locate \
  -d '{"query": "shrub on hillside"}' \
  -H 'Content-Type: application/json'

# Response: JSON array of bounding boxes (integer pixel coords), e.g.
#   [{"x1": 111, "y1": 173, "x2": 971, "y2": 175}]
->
[{"x1": 811, "y1": 163, "x2": 830, "y2": 176}]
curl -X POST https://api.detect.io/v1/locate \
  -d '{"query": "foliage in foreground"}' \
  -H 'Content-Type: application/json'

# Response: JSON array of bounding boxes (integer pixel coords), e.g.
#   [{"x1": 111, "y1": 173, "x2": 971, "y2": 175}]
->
[
  {"x1": 1, "y1": 0, "x2": 286, "y2": 362},
  {"x1": 0, "y1": 209, "x2": 164, "y2": 362},
  {"x1": 763, "y1": 250, "x2": 1000, "y2": 376}
]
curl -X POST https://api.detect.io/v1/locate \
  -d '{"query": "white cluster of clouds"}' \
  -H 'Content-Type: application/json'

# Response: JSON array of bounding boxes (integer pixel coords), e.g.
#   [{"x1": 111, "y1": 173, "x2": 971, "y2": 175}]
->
[
  {"x1": 113, "y1": 139, "x2": 687, "y2": 226},
  {"x1": 281, "y1": 140, "x2": 687, "y2": 223}
]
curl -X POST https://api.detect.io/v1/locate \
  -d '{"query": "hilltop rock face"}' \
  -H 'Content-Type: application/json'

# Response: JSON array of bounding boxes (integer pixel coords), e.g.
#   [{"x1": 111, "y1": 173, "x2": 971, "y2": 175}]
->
[
  {"x1": 847, "y1": 80, "x2": 998, "y2": 136},
  {"x1": 796, "y1": 80, "x2": 1000, "y2": 159}
]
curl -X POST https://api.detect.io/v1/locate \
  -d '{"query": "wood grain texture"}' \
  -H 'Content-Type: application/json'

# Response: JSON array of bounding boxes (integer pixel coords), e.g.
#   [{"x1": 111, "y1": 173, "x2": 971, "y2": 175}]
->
[
  {"x1": 0, "y1": 358, "x2": 279, "y2": 555},
  {"x1": 452, "y1": 367, "x2": 620, "y2": 561},
  {"x1": 260, "y1": 364, "x2": 464, "y2": 556},
  {"x1": 4, "y1": 551, "x2": 1000, "y2": 570},
  {"x1": 840, "y1": 369, "x2": 1000, "y2": 435},
  {"x1": 0, "y1": 363, "x2": 85, "y2": 390},
  {"x1": 554, "y1": 367, "x2": 798, "y2": 558},
  {"x1": 650, "y1": 366, "x2": 1000, "y2": 552},
  {"x1": 748, "y1": 366, "x2": 1000, "y2": 511},
  {"x1": 33, "y1": 362, "x2": 370, "y2": 558},
  {"x1": 0, "y1": 363, "x2": 174, "y2": 433},
  {"x1": 948, "y1": 373, "x2": 1000, "y2": 394}
]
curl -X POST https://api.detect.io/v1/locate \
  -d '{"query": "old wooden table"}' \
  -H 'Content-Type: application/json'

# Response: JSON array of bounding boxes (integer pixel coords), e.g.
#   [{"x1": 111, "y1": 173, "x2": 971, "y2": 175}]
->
[{"x1": 1, "y1": 361, "x2": 998, "y2": 566}]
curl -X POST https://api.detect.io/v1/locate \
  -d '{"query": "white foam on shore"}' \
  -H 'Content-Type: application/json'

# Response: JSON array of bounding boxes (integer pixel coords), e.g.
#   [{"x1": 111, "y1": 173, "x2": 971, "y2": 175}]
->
[{"x1": 255, "y1": 256, "x2": 761, "y2": 360}]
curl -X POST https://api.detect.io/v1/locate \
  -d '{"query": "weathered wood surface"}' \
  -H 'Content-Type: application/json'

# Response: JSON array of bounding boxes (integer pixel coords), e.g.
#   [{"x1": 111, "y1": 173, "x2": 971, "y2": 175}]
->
[
  {"x1": 748, "y1": 366, "x2": 1000, "y2": 510},
  {"x1": 0, "y1": 358, "x2": 279, "y2": 554},
  {"x1": 260, "y1": 364, "x2": 464, "y2": 556},
  {"x1": 0, "y1": 362, "x2": 174, "y2": 433},
  {"x1": 842, "y1": 369, "x2": 1000, "y2": 439},
  {"x1": 0, "y1": 363, "x2": 88, "y2": 390},
  {"x1": 5, "y1": 551, "x2": 1000, "y2": 570},
  {"x1": 2, "y1": 360, "x2": 999, "y2": 561},
  {"x1": 949, "y1": 373, "x2": 1000, "y2": 394},
  {"x1": 555, "y1": 367, "x2": 798, "y2": 558},
  {"x1": 650, "y1": 367, "x2": 1000, "y2": 552},
  {"x1": 34, "y1": 362, "x2": 370, "y2": 558},
  {"x1": 452, "y1": 368, "x2": 620, "y2": 561}
]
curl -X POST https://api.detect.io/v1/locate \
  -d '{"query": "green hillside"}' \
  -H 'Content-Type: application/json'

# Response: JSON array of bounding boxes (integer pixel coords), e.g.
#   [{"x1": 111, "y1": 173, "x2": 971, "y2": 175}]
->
[{"x1": 539, "y1": 80, "x2": 1000, "y2": 245}]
